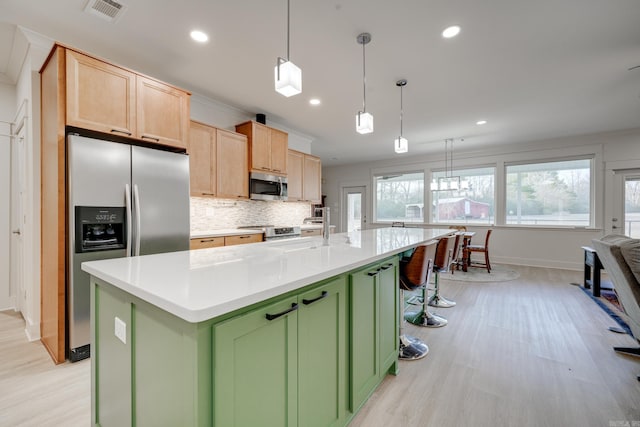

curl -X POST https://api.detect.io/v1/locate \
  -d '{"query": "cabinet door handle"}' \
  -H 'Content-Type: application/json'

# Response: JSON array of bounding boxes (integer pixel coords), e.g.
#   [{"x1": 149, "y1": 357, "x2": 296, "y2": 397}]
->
[
  {"x1": 367, "y1": 269, "x2": 381, "y2": 276},
  {"x1": 200, "y1": 239, "x2": 217, "y2": 243},
  {"x1": 111, "y1": 129, "x2": 132, "y2": 136},
  {"x1": 141, "y1": 135, "x2": 160, "y2": 142},
  {"x1": 239, "y1": 235, "x2": 251, "y2": 239},
  {"x1": 380, "y1": 264, "x2": 393, "y2": 270},
  {"x1": 302, "y1": 291, "x2": 328, "y2": 306},
  {"x1": 266, "y1": 303, "x2": 299, "y2": 321}
]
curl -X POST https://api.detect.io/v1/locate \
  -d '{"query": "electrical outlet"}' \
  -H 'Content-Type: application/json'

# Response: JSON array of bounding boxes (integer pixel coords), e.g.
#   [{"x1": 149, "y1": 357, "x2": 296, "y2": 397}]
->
[{"x1": 114, "y1": 316, "x2": 126, "y2": 344}]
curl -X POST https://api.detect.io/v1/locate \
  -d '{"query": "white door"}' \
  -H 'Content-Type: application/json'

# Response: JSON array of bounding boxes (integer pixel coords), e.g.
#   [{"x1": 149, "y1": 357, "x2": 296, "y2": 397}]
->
[
  {"x1": 342, "y1": 186, "x2": 366, "y2": 232},
  {"x1": 9, "y1": 119, "x2": 26, "y2": 311},
  {"x1": 612, "y1": 170, "x2": 640, "y2": 238}
]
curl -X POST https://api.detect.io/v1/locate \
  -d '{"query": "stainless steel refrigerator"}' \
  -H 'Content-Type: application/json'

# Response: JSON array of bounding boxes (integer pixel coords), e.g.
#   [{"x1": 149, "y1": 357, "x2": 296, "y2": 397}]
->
[{"x1": 67, "y1": 134, "x2": 190, "y2": 361}]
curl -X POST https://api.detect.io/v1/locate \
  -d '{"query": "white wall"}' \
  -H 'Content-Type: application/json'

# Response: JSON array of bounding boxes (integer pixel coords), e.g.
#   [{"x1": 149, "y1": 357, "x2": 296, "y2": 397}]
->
[
  {"x1": 0, "y1": 83, "x2": 16, "y2": 310},
  {"x1": 323, "y1": 129, "x2": 640, "y2": 271},
  {"x1": 190, "y1": 94, "x2": 313, "y2": 154}
]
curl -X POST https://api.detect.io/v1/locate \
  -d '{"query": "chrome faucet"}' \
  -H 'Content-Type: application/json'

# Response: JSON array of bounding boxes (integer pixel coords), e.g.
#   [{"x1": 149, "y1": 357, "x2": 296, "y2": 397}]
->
[{"x1": 322, "y1": 207, "x2": 330, "y2": 246}]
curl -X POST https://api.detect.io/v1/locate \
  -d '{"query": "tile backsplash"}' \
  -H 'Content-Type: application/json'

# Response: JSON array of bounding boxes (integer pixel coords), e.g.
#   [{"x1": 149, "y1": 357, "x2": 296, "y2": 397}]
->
[{"x1": 190, "y1": 197, "x2": 312, "y2": 232}]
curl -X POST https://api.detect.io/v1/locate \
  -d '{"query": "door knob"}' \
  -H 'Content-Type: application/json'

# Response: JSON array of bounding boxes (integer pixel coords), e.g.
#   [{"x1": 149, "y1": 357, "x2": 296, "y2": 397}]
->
[
  {"x1": 612, "y1": 226, "x2": 618, "y2": 229},
  {"x1": 12, "y1": 229, "x2": 21, "y2": 235}
]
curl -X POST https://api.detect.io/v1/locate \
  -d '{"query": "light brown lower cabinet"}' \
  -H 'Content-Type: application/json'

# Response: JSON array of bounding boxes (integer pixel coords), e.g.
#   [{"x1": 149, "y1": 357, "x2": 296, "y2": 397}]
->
[
  {"x1": 190, "y1": 233, "x2": 263, "y2": 249},
  {"x1": 224, "y1": 234, "x2": 263, "y2": 246},
  {"x1": 190, "y1": 237, "x2": 225, "y2": 250}
]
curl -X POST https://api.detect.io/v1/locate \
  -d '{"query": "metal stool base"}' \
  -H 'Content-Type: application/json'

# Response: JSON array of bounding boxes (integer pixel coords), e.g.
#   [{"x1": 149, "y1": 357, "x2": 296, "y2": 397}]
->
[
  {"x1": 399, "y1": 334, "x2": 429, "y2": 360},
  {"x1": 428, "y1": 294, "x2": 456, "y2": 308},
  {"x1": 404, "y1": 310, "x2": 448, "y2": 328}
]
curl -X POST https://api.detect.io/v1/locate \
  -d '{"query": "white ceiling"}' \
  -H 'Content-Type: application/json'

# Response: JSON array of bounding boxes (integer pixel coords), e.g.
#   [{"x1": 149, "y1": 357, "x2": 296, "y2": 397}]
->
[{"x1": 2, "y1": 0, "x2": 640, "y2": 166}]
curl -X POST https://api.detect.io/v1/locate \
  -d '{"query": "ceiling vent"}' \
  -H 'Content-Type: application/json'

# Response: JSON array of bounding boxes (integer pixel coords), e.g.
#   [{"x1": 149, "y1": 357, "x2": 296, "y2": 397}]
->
[{"x1": 83, "y1": 0, "x2": 127, "y2": 23}]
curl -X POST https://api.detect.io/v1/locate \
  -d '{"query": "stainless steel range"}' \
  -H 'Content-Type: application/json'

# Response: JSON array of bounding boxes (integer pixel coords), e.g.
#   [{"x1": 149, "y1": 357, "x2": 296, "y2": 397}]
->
[{"x1": 239, "y1": 225, "x2": 301, "y2": 241}]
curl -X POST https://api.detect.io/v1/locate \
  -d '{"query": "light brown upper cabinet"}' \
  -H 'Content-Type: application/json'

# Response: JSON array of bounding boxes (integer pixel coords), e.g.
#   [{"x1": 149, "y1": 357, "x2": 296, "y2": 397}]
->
[
  {"x1": 235, "y1": 121, "x2": 288, "y2": 175},
  {"x1": 287, "y1": 150, "x2": 304, "y2": 200},
  {"x1": 188, "y1": 120, "x2": 248, "y2": 199},
  {"x1": 66, "y1": 49, "x2": 137, "y2": 137},
  {"x1": 270, "y1": 128, "x2": 288, "y2": 174},
  {"x1": 287, "y1": 149, "x2": 322, "y2": 204},
  {"x1": 65, "y1": 49, "x2": 189, "y2": 150},
  {"x1": 136, "y1": 76, "x2": 189, "y2": 149},
  {"x1": 303, "y1": 154, "x2": 322, "y2": 204},
  {"x1": 216, "y1": 128, "x2": 249, "y2": 199},
  {"x1": 189, "y1": 121, "x2": 216, "y2": 196}
]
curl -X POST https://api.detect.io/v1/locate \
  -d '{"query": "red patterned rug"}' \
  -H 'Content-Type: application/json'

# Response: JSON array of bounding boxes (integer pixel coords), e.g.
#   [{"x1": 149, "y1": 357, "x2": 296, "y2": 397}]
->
[
  {"x1": 576, "y1": 285, "x2": 633, "y2": 336},
  {"x1": 600, "y1": 289, "x2": 624, "y2": 312}
]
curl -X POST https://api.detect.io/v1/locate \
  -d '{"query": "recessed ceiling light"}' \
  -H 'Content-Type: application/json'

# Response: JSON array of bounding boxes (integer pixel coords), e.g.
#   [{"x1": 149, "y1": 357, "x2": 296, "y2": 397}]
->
[
  {"x1": 442, "y1": 25, "x2": 461, "y2": 39},
  {"x1": 476, "y1": 120, "x2": 487, "y2": 125},
  {"x1": 190, "y1": 30, "x2": 209, "y2": 43},
  {"x1": 309, "y1": 98, "x2": 321, "y2": 105}
]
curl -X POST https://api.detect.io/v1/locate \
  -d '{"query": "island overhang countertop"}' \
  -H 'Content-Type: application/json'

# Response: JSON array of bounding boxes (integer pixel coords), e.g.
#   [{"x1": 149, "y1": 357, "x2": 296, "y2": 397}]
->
[{"x1": 82, "y1": 227, "x2": 452, "y2": 323}]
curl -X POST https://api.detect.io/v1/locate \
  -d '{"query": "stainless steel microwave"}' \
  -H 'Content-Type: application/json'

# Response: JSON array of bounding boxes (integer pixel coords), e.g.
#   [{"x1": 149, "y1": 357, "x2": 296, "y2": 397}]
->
[{"x1": 249, "y1": 172, "x2": 288, "y2": 201}]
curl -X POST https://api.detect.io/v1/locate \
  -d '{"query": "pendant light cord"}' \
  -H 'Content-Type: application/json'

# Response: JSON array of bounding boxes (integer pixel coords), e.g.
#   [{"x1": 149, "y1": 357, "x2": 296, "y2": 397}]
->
[
  {"x1": 399, "y1": 84, "x2": 404, "y2": 137},
  {"x1": 362, "y1": 40, "x2": 367, "y2": 113},
  {"x1": 286, "y1": 0, "x2": 290, "y2": 60}
]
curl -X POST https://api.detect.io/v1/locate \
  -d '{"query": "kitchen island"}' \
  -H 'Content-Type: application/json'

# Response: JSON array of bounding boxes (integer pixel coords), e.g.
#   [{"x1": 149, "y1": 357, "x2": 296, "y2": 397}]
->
[{"x1": 82, "y1": 227, "x2": 452, "y2": 427}]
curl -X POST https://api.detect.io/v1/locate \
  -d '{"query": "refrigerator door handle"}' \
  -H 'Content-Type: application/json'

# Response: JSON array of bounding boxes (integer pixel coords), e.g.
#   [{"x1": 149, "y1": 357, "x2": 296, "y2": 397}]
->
[
  {"x1": 125, "y1": 184, "x2": 132, "y2": 257},
  {"x1": 133, "y1": 184, "x2": 141, "y2": 256}
]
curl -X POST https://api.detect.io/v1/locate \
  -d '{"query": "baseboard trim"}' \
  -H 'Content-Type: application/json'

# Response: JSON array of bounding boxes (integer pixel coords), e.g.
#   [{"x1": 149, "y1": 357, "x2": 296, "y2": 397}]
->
[
  {"x1": 24, "y1": 317, "x2": 40, "y2": 342},
  {"x1": 492, "y1": 256, "x2": 582, "y2": 271}
]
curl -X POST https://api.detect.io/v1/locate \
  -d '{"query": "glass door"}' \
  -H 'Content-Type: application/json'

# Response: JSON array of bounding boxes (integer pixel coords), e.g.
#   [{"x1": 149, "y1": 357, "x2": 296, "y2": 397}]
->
[
  {"x1": 342, "y1": 186, "x2": 366, "y2": 232},
  {"x1": 623, "y1": 175, "x2": 640, "y2": 237},
  {"x1": 612, "y1": 171, "x2": 640, "y2": 237}
]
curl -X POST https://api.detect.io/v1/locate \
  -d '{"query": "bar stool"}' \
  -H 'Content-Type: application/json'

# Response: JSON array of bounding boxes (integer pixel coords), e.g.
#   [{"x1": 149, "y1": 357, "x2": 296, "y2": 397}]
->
[
  {"x1": 399, "y1": 241, "x2": 440, "y2": 359},
  {"x1": 403, "y1": 240, "x2": 447, "y2": 328},
  {"x1": 429, "y1": 234, "x2": 458, "y2": 308}
]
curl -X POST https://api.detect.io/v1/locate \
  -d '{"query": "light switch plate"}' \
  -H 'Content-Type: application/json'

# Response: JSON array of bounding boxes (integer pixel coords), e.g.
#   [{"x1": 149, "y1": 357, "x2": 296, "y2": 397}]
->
[{"x1": 114, "y1": 316, "x2": 126, "y2": 344}]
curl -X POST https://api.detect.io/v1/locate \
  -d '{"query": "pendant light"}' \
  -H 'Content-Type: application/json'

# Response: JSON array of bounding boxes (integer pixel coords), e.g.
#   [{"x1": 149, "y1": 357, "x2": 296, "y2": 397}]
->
[
  {"x1": 394, "y1": 79, "x2": 408, "y2": 153},
  {"x1": 430, "y1": 138, "x2": 469, "y2": 191},
  {"x1": 274, "y1": 0, "x2": 302, "y2": 97},
  {"x1": 356, "y1": 33, "x2": 373, "y2": 134}
]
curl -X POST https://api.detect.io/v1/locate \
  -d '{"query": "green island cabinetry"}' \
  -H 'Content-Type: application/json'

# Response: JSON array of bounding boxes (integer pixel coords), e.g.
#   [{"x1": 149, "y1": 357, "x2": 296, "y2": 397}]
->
[
  {"x1": 90, "y1": 255, "x2": 399, "y2": 427},
  {"x1": 214, "y1": 276, "x2": 347, "y2": 427},
  {"x1": 349, "y1": 257, "x2": 399, "y2": 412}
]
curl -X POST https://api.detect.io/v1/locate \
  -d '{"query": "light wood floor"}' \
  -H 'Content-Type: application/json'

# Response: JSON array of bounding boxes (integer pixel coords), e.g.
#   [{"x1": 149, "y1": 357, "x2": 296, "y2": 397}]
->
[
  {"x1": 0, "y1": 310, "x2": 90, "y2": 427},
  {"x1": 1, "y1": 265, "x2": 638, "y2": 427},
  {"x1": 351, "y1": 265, "x2": 640, "y2": 427}
]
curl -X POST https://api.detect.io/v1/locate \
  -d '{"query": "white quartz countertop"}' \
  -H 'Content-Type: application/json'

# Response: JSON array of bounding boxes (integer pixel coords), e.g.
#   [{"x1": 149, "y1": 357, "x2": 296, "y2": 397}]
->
[
  {"x1": 191, "y1": 229, "x2": 264, "y2": 238},
  {"x1": 82, "y1": 228, "x2": 452, "y2": 323}
]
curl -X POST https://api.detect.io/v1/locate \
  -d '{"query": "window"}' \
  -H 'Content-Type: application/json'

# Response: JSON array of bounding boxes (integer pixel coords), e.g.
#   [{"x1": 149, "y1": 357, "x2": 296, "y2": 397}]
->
[
  {"x1": 375, "y1": 172, "x2": 424, "y2": 223},
  {"x1": 506, "y1": 158, "x2": 591, "y2": 226},
  {"x1": 431, "y1": 167, "x2": 495, "y2": 225}
]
